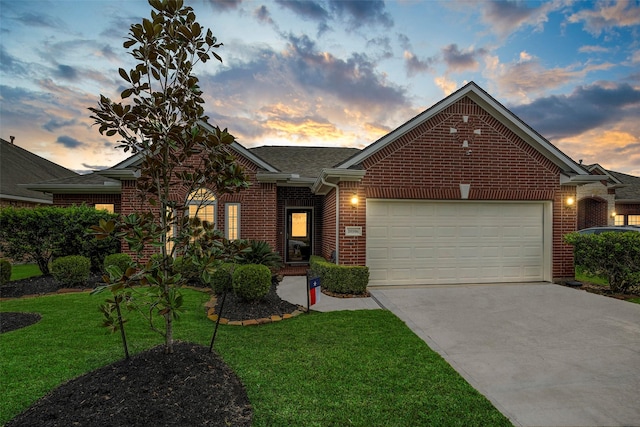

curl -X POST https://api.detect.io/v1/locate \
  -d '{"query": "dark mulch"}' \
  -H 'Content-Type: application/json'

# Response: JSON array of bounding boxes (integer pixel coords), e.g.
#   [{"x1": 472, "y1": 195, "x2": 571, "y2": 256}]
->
[
  {"x1": 0, "y1": 312, "x2": 42, "y2": 333},
  {"x1": 6, "y1": 342, "x2": 252, "y2": 427},
  {"x1": 560, "y1": 280, "x2": 640, "y2": 301},
  {"x1": 1, "y1": 274, "x2": 304, "y2": 426},
  {"x1": 215, "y1": 281, "x2": 301, "y2": 321}
]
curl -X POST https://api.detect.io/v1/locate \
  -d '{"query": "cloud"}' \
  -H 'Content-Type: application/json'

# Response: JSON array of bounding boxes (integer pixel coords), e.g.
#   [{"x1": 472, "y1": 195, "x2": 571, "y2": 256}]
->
[
  {"x1": 484, "y1": 52, "x2": 615, "y2": 101},
  {"x1": 510, "y1": 82, "x2": 640, "y2": 140},
  {"x1": 578, "y1": 45, "x2": 610, "y2": 53},
  {"x1": 14, "y1": 11, "x2": 65, "y2": 29},
  {"x1": 568, "y1": 0, "x2": 640, "y2": 36},
  {"x1": 479, "y1": 0, "x2": 560, "y2": 38},
  {"x1": 254, "y1": 5, "x2": 274, "y2": 25},
  {"x1": 275, "y1": 0, "x2": 329, "y2": 22},
  {"x1": 404, "y1": 51, "x2": 435, "y2": 77},
  {"x1": 442, "y1": 44, "x2": 487, "y2": 73},
  {"x1": 206, "y1": 0, "x2": 243, "y2": 12},
  {"x1": 54, "y1": 64, "x2": 79, "y2": 81},
  {"x1": 81, "y1": 163, "x2": 111, "y2": 171},
  {"x1": 328, "y1": 0, "x2": 393, "y2": 29},
  {"x1": 434, "y1": 76, "x2": 458, "y2": 96},
  {"x1": 43, "y1": 118, "x2": 77, "y2": 132},
  {"x1": 56, "y1": 135, "x2": 84, "y2": 148}
]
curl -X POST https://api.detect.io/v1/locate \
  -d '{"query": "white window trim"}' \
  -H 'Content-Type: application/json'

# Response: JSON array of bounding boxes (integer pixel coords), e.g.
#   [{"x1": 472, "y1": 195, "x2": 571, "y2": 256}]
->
[{"x1": 225, "y1": 203, "x2": 240, "y2": 240}]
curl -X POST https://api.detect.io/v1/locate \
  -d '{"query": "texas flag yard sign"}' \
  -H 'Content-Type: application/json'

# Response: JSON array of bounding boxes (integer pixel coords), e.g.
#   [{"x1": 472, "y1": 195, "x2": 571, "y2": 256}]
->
[{"x1": 309, "y1": 277, "x2": 321, "y2": 306}]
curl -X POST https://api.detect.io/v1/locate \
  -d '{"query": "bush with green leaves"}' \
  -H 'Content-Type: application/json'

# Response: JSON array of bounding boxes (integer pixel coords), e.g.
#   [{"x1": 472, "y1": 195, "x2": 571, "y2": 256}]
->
[
  {"x1": 0, "y1": 205, "x2": 118, "y2": 275},
  {"x1": 565, "y1": 231, "x2": 640, "y2": 293},
  {"x1": 310, "y1": 255, "x2": 369, "y2": 295},
  {"x1": 103, "y1": 253, "x2": 133, "y2": 275},
  {"x1": 232, "y1": 264, "x2": 271, "y2": 301},
  {"x1": 0, "y1": 259, "x2": 11, "y2": 285},
  {"x1": 172, "y1": 256, "x2": 205, "y2": 285},
  {"x1": 51, "y1": 255, "x2": 91, "y2": 287},
  {"x1": 207, "y1": 263, "x2": 236, "y2": 294},
  {"x1": 238, "y1": 240, "x2": 283, "y2": 272}
]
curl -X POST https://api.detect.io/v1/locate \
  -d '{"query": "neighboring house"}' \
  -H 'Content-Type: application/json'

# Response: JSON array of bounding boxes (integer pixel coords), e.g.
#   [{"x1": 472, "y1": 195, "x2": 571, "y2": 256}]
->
[
  {"x1": 0, "y1": 137, "x2": 78, "y2": 208},
  {"x1": 27, "y1": 82, "x2": 601, "y2": 286},
  {"x1": 577, "y1": 164, "x2": 640, "y2": 229}
]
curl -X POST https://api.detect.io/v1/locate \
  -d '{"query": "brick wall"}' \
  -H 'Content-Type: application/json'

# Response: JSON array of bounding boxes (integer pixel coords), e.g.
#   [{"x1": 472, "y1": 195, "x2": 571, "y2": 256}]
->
[
  {"x1": 54, "y1": 193, "x2": 122, "y2": 212},
  {"x1": 277, "y1": 186, "x2": 323, "y2": 260},
  {"x1": 321, "y1": 189, "x2": 336, "y2": 260},
  {"x1": 336, "y1": 96, "x2": 576, "y2": 280},
  {"x1": 577, "y1": 197, "x2": 608, "y2": 229}
]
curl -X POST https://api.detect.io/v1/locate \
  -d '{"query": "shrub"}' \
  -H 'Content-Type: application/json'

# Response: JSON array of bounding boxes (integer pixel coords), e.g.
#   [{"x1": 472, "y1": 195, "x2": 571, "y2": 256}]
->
[
  {"x1": 51, "y1": 255, "x2": 91, "y2": 287},
  {"x1": 208, "y1": 263, "x2": 236, "y2": 294},
  {"x1": 172, "y1": 256, "x2": 204, "y2": 285},
  {"x1": 232, "y1": 264, "x2": 271, "y2": 301},
  {"x1": 310, "y1": 255, "x2": 369, "y2": 295},
  {"x1": 565, "y1": 231, "x2": 640, "y2": 294},
  {"x1": 103, "y1": 253, "x2": 133, "y2": 275},
  {"x1": 238, "y1": 240, "x2": 283, "y2": 272},
  {"x1": 0, "y1": 259, "x2": 11, "y2": 285}
]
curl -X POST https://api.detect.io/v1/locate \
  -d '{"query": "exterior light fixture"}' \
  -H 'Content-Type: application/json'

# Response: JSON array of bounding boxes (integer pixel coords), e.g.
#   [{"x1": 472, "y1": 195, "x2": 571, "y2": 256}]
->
[
  {"x1": 566, "y1": 197, "x2": 575, "y2": 207},
  {"x1": 350, "y1": 194, "x2": 359, "y2": 207},
  {"x1": 611, "y1": 211, "x2": 617, "y2": 218}
]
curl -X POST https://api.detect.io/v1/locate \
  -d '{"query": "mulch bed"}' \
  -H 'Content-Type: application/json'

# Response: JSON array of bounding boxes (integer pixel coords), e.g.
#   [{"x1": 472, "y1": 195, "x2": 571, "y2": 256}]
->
[
  {"x1": 559, "y1": 280, "x2": 640, "y2": 301},
  {"x1": 1, "y1": 273, "x2": 302, "y2": 426}
]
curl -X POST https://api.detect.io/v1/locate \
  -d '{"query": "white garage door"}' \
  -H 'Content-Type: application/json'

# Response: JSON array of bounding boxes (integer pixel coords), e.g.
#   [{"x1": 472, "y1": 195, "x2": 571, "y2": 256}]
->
[{"x1": 366, "y1": 201, "x2": 547, "y2": 286}]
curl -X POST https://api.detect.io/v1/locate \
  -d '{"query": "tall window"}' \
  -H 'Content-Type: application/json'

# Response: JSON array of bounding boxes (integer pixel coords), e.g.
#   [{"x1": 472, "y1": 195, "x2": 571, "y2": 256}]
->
[
  {"x1": 187, "y1": 188, "x2": 216, "y2": 226},
  {"x1": 225, "y1": 203, "x2": 240, "y2": 240}
]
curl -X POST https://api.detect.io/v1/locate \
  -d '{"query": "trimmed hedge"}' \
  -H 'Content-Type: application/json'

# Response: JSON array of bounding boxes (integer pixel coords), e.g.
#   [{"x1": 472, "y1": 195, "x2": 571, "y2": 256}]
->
[
  {"x1": 565, "y1": 231, "x2": 640, "y2": 294},
  {"x1": 0, "y1": 259, "x2": 11, "y2": 285},
  {"x1": 51, "y1": 255, "x2": 91, "y2": 287},
  {"x1": 232, "y1": 264, "x2": 271, "y2": 301},
  {"x1": 310, "y1": 255, "x2": 369, "y2": 295}
]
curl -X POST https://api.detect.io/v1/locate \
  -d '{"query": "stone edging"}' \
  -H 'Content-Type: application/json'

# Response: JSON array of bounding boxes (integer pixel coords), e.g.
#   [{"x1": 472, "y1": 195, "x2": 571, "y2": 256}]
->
[{"x1": 204, "y1": 295, "x2": 308, "y2": 326}]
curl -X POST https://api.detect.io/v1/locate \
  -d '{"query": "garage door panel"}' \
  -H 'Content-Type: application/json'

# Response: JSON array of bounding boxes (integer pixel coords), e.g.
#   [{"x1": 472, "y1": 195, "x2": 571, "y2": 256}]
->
[{"x1": 367, "y1": 201, "x2": 545, "y2": 286}]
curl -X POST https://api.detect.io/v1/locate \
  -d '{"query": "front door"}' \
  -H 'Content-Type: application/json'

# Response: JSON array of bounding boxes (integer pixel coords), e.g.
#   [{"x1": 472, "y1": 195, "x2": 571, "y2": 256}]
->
[{"x1": 286, "y1": 208, "x2": 313, "y2": 263}]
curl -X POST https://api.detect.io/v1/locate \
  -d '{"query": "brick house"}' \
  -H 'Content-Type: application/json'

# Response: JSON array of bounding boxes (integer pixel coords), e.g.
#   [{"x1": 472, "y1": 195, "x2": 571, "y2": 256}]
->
[
  {"x1": 28, "y1": 82, "x2": 600, "y2": 286},
  {"x1": 0, "y1": 137, "x2": 78, "y2": 208},
  {"x1": 576, "y1": 164, "x2": 640, "y2": 229}
]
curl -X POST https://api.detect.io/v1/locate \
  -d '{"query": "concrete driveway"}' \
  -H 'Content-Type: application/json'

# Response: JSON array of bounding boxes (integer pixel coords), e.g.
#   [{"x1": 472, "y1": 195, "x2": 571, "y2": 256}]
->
[{"x1": 370, "y1": 283, "x2": 640, "y2": 427}]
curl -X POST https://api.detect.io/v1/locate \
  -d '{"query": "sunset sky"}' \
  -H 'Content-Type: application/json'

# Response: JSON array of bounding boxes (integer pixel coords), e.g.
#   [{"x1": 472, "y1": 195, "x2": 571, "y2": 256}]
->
[{"x1": 1, "y1": 0, "x2": 639, "y2": 175}]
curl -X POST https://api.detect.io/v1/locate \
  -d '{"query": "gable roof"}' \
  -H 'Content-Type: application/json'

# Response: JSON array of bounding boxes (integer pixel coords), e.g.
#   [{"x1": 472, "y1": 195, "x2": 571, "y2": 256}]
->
[
  {"x1": 0, "y1": 138, "x2": 78, "y2": 203},
  {"x1": 605, "y1": 169, "x2": 640, "y2": 202},
  {"x1": 249, "y1": 146, "x2": 360, "y2": 179},
  {"x1": 336, "y1": 81, "x2": 597, "y2": 185}
]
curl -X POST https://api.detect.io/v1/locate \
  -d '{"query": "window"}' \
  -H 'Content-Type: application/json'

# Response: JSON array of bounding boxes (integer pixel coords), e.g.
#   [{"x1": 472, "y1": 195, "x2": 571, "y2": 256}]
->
[
  {"x1": 225, "y1": 203, "x2": 240, "y2": 240},
  {"x1": 291, "y1": 212, "x2": 308, "y2": 238},
  {"x1": 95, "y1": 203, "x2": 114, "y2": 213},
  {"x1": 628, "y1": 215, "x2": 640, "y2": 226},
  {"x1": 187, "y1": 188, "x2": 216, "y2": 226},
  {"x1": 614, "y1": 214, "x2": 625, "y2": 226}
]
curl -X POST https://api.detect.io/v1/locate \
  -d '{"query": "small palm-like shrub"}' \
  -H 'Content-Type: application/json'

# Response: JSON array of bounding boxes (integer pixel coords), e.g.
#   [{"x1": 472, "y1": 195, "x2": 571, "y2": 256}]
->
[
  {"x1": 239, "y1": 240, "x2": 283, "y2": 272},
  {"x1": 103, "y1": 253, "x2": 132, "y2": 275},
  {"x1": 0, "y1": 259, "x2": 11, "y2": 285},
  {"x1": 232, "y1": 264, "x2": 271, "y2": 301},
  {"x1": 51, "y1": 255, "x2": 91, "y2": 287}
]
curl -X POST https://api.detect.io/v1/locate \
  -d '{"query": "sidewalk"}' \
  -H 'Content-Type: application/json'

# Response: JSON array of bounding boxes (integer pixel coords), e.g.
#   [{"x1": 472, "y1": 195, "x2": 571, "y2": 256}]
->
[{"x1": 277, "y1": 275, "x2": 382, "y2": 312}]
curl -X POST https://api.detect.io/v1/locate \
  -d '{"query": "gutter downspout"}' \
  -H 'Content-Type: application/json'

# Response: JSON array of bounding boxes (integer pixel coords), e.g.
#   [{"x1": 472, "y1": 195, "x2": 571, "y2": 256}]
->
[{"x1": 320, "y1": 177, "x2": 339, "y2": 264}]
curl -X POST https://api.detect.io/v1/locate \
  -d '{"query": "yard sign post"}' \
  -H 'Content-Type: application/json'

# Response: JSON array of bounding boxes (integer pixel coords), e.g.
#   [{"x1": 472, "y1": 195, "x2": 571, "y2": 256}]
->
[{"x1": 307, "y1": 274, "x2": 321, "y2": 312}]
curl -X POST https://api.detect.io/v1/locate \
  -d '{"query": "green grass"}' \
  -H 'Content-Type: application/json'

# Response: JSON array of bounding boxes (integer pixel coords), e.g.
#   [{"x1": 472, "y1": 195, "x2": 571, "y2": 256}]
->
[
  {"x1": 9, "y1": 263, "x2": 42, "y2": 281},
  {"x1": 575, "y1": 265, "x2": 608, "y2": 286},
  {"x1": 0, "y1": 290, "x2": 511, "y2": 426}
]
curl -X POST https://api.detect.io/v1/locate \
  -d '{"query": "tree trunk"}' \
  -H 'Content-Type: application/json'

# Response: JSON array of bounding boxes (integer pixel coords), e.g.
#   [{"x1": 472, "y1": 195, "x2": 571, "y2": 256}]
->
[{"x1": 164, "y1": 312, "x2": 173, "y2": 354}]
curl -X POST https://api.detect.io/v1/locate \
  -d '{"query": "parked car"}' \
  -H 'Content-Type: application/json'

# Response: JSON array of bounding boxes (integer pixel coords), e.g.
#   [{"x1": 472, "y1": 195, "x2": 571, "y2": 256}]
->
[{"x1": 577, "y1": 226, "x2": 640, "y2": 234}]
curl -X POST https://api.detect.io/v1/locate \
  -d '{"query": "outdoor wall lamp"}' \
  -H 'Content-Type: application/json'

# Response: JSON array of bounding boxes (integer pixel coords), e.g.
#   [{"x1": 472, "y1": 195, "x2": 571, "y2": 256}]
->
[
  {"x1": 350, "y1": 194, "x2": 359, "y2": 207},
  {"x1": 565, "y1": 197, "x2": 575, "y2": 207},
  {"x1": 611, "y1": 211, "x2": 617, "y2": 218}
]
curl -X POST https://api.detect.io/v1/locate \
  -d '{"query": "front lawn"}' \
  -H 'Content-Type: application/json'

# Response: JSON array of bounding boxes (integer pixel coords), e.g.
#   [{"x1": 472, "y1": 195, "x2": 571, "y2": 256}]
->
[
  {"x1": 0, "y1": 290, "x2": 510, "y2": 426},
  {"x1": 9, "y1": 263, "x2": 42, "y2": 281}
]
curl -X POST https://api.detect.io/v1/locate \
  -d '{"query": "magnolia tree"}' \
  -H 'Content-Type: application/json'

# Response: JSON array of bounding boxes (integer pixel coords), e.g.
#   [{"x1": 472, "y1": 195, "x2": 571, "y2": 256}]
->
[{"x1": 90, "y1": 0, "x2": 247, "y2": 354}]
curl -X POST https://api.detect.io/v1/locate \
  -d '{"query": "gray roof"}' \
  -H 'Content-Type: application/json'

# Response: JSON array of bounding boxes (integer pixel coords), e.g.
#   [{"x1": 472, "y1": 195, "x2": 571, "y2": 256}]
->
[
  {"x1": 0, "y1": 138, "x2": 78, "y2": 203},
  {"x1": 249, "y1": 146, "x2": 361, "y2": 178},
  {"x1": 607, "y1": 169, "x2": 640, "y2": 201}
]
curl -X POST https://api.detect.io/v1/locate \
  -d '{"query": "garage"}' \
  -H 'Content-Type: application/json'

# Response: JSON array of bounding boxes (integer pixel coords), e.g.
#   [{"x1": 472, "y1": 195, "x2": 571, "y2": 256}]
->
[{"x1": 366, "y1": 200, "x2": 551, "y2": 286}]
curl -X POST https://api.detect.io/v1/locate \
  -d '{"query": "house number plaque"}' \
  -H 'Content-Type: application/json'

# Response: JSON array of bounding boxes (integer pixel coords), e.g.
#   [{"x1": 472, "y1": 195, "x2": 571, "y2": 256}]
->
[{"x1": 344, "y1": 226, "x2": 363, "y2": 236}]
